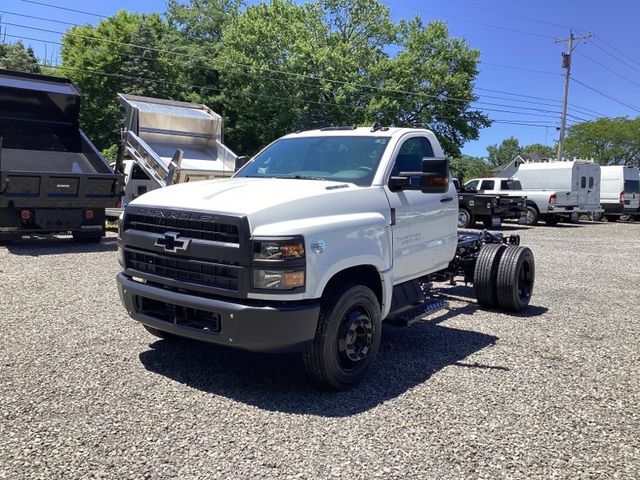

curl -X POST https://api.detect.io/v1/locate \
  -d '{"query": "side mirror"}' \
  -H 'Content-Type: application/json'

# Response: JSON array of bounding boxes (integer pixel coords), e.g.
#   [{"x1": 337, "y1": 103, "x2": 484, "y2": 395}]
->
[
  {"x1": 234, "y1": 155, "x2": 250, "y2": 171},
  {"x1": 420, "y1": 158, "x2": 449, "y2": 194}
]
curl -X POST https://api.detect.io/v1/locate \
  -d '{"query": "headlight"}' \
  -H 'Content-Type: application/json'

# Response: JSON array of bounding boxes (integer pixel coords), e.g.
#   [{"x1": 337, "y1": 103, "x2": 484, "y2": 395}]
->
[
  {"x1": 117, "y1": 212, "x2": 125, "y2": 239},
  {"x1": 117, "y1": 213, "x2": 125, "y2": 267},
  {"x1": 253, "y1": 238, "x2": 304, "y2": 260},
  {"x1": 253, "y1": 269, "x2": 305, "y2": 289}
]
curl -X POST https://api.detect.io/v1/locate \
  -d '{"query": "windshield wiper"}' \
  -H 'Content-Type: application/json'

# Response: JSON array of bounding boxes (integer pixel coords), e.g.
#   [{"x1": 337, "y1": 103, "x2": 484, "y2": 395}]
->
[{"x1": 277, "y1": 175, "x2": 327, "y2": 181}]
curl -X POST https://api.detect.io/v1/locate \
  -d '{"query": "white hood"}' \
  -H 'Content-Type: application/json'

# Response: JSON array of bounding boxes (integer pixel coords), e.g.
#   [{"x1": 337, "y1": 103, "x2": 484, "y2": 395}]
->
[{"x1": 129, "y1": 177, "x2": 389, "y2": 231}]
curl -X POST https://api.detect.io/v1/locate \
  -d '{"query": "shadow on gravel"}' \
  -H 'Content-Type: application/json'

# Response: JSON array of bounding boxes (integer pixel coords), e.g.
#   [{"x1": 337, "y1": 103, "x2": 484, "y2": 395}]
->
[
  {"x1": 3, "y1": 235, "x2": 117, "y2": 256},
  {"x1": 139, "y1": 308, "x2": 504, "y2": 417},
  {"x1": 436, "y1": 285, "x2": 548, "y2": 318}
]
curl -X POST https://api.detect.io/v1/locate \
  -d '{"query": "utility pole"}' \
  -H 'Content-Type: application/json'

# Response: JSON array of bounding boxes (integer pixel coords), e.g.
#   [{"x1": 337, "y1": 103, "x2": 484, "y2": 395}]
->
[{"x1": 555, "y1": 31, "x2": 591, "y2": 161}]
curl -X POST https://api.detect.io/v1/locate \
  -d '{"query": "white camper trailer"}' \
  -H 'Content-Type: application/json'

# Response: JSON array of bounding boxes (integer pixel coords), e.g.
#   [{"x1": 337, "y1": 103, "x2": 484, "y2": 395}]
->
[
  {"x1": 600, "y1": 165, "x2": 640, "y2": 221},
  {"x1": 512, "y1": 160, "x2": 602, "y2": 216}
]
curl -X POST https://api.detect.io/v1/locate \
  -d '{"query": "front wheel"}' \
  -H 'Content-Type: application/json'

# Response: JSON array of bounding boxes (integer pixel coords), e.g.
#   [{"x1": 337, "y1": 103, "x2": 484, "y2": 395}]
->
[
  {"x1": 303, "y1": 284, "x2": 381, "y2": 390},
  {"x1": 458, "y1": 208, "x2": 474, "y2": 228}
]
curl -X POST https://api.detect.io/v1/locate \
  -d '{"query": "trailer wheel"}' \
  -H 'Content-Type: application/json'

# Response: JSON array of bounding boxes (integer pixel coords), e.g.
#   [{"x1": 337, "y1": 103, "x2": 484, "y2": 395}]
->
[
  {"x1": 473, "y1": 243, "x2": 507, "y2": 309},
  {"x1": 495, "y1": 246, "x2": 535, "y2": 312},
  {"x1": 544, "y1": 215, "x2": 560, "y2": 226},
  {"x1": 303, "y1": 284, "x2": 381, "y2": 390},
  {"x1": 458, "y1": 208, "x2": 474, "y2": 228}
]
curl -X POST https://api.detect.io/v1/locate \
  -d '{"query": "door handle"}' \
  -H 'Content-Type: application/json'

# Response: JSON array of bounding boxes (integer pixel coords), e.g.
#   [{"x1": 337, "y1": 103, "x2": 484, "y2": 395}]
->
[{"x1": 440, "y1": 196, "x2": 454, "y2": 203}]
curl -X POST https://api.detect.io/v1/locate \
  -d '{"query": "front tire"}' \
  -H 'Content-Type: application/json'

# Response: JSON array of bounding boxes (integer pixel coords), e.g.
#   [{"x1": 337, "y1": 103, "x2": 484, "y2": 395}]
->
[{"x1": 303, "y1": 284, "x2": 381, "y2": 390}]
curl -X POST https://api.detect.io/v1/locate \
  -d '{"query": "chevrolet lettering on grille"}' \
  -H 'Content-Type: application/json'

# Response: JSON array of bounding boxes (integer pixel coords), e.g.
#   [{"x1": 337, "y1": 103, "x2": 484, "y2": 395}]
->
[{"x1": 154, "y1": 231, "x2": 191, "y2": 253}]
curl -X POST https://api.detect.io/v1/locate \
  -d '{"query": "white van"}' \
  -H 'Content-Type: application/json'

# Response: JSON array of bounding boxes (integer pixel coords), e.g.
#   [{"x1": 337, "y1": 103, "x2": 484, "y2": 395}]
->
[
  {"x1": 513, "y1": 160, "x2": 602, "y2": 215},
  {"x1": 600, "y1": 166, "x2": 640, "y2": 221}
]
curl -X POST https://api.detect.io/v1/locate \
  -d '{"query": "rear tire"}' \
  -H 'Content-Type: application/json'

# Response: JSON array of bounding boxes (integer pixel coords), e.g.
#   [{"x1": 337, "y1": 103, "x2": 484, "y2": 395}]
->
[
  {"x1": 620, "y1": 214, "x2": 632, "y2": 222},
  {"x1": 303, "y1": 284, "x2": 381, "y2": 390},
  {"x1": 458, "y1": 208, "x2": 474, "y2": 228},
  {"x1": 544, "y1": 215, "x2": 560, "y2": 226},
  {"x1": 495, "y1": 246, "x2": 535, "y2": 312},
  {"x1": 473, "y1": 244, "x2": 507, "y2": 309},
  {"x1": 482, "y1": 217, "x2": 501, "y2": 229},
  {"x1": 523, "y1": 205, "x2": 539, "y2": 226}
]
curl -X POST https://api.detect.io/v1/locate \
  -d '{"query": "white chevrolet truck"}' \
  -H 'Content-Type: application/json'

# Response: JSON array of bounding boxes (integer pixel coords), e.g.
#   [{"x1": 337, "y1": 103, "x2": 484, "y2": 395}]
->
[{"x1": 117, "y1": 126, "x2": 535, "y2": 389}]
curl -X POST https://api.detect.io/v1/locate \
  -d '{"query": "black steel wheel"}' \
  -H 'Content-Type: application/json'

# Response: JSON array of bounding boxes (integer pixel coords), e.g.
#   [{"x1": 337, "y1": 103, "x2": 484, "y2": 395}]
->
[
  {"x1": 458, "y1": 208, "x2": 474, "y2": 228},
  {"x1": 495, "y1": 246, "x2": 535, "y2": 312},
  {"x1": 473, "y1": 243, "x2": 507, "y2": 309},
  {"x1": 303, "y1": 284, "x2": 381, "y2": 390},
  {"x1": 522, "y1": 205, "x2": 539, "y2": 226}
]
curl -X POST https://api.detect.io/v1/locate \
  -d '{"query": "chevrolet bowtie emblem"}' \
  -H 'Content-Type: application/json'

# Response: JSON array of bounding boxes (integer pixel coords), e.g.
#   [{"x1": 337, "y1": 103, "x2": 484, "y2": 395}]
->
[{"x1": 154, "y1": 231, "x2": 191, "y2": 253}]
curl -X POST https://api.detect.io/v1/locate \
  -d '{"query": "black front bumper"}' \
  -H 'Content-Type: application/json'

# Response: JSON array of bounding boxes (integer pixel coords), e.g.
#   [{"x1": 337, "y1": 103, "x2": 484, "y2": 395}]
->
[{"x1": 117, "y1": 273, "x2": 320, "y2": 353}]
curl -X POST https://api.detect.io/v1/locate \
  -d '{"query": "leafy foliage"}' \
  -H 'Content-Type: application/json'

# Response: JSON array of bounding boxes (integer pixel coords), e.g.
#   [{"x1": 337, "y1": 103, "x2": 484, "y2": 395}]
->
[
  {"x1": 0, "y1": 40, "x2": 40, "y2": 73},
  {"x1": 486, "y1": 136, "x2": 521, "y2": 166},
  {"x1": 450, "y1": 155, "x2": 492, "y2": 182},
  {"x1": 58, "y1": 11, "x2": 178, "y2": 149},
  {"x1": 564, "y1": 117, "x2": 640, "y2": 166}
]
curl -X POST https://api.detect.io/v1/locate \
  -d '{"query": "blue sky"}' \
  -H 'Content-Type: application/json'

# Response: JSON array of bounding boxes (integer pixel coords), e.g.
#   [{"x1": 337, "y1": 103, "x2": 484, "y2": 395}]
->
[{"x1": 2, "y1": 0, "x2": 639, "y2": 157}]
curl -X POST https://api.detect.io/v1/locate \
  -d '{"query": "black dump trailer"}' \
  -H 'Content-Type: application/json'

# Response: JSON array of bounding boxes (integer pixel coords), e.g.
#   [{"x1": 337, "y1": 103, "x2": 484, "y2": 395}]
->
[{"x1": 0, "y1": 69, "x2": 122, "y2": 243}]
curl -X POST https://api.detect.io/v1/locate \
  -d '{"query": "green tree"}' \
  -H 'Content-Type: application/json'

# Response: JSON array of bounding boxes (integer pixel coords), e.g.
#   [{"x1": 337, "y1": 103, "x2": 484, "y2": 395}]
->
[
  {"x1": 217, "y1": 0, "x2": 489, "y2": 155},
  {"x1": 0, "y1": 40, "x2": 41, "y2": 73},
  {"x1": 164, "y1": 0, "x2": 242, "y2": 105},
  {"x1": 58, "y1": 11, "x2": 177, "y2": 150},
  {"x1": 521, "y1": 143, "x2": 556, "y2": 158},
  {"x1": 450, "y1": 155, "x2": 492, "y2": 182},
  {"x1": 486, "y1": 136, "x2": 521, "y2": 166},
  {"x1": 369, "y1": 18, "x2": 489, "y2": 156},
  {"x1": 564, "y1": 117, "x2": 640, "y2": 166}
]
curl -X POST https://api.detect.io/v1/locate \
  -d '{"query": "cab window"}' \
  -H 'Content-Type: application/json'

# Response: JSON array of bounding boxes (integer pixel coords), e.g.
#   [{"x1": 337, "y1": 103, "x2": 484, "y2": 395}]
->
[
  {"x1": 391, "y1": 137, "x2": 435, "y2": 177},
  {"x1": 481, "y1": 180, "x2": 495, "y2": 190},
  {"x1": 131, "y1": 164, "x2": 151, "y2": 180},
  {"x1": 465, "y1": 180, "x2": 479, "y2": 190},
  {"x1": 581, "y1": 176, "x2": 587, "y2": 188}
]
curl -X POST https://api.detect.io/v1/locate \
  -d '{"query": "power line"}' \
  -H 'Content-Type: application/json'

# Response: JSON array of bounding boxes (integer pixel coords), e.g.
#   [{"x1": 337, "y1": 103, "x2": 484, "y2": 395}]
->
[
  {"x1": 2, "y1": 21, "x2": 568, "y2": 119},
  {"x1": 442, "y1": 0, "x2": 587, "y2": 32},
  {"x1": 384, "y1": 0, "x2": 556, "y2": 39},
  {"x1": 479, "y1": 61, "x2": 557, "y2": 76},
  {"x1": 15, "y1": 0, "x2": 107, "y2": 18},
  {"x1": 571, "y1": 77, "x2": 640, "y2": 113},
  {"x1": 575, "y1": 50, "x2": 640, "y2": 90},
  {"x1": 589, "y1": 38, "x2": 640, "y2": 76},
  {"x1": 592, "y1": 36, "x2": 640, "y2": 71}
]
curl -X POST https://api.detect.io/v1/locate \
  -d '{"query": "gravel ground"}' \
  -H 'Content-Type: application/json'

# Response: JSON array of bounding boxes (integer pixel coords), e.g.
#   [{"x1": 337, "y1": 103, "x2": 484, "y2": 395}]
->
[{"x1": 1, "y1": 222, "x2": 639, "y2": 479}]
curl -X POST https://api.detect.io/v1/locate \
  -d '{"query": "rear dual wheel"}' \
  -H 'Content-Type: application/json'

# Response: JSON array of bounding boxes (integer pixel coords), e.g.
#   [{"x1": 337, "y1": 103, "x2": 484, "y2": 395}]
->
[{"x1": 474, "y1": 244, "x2": 535, "y2": 312}]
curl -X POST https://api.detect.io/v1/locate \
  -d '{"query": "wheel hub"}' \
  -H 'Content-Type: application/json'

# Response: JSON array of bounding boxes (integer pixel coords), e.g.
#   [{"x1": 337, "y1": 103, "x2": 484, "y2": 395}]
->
[{"x1": 338, "y1": 308, "x2": 374, "y2": 366}]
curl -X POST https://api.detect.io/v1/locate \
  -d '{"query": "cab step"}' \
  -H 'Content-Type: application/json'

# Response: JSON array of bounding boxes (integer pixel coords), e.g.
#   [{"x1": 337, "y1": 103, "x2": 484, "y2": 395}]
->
[{"x1": 387, "y1": 298, "x2": 449, "y2": 326}]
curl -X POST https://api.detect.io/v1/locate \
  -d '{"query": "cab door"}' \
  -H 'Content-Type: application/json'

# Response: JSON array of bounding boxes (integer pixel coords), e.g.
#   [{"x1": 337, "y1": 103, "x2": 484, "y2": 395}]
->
[{"x1": 383, "y1": 135, "x2": 458, "y2": 283}]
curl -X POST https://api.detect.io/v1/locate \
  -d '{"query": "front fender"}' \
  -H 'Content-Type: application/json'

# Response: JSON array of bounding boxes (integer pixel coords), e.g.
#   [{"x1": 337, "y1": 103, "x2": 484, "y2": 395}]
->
[{"x1": 251, "y1": 212, "x2": 393, "y2": 306}]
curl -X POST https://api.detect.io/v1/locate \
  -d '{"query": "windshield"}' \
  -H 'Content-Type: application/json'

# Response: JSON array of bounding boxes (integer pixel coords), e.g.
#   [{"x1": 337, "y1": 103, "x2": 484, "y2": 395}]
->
[{"x1": 235, "y1": 136, "x2": 391, "y2": 186}]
